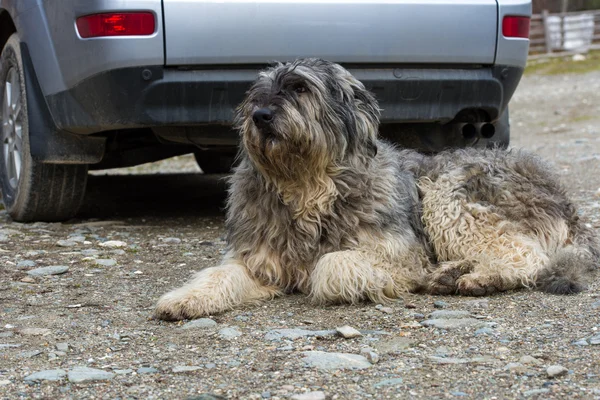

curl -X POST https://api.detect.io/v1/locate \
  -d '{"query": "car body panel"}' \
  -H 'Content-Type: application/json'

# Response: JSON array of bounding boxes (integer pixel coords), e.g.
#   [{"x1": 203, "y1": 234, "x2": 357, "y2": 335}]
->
[{"x1": 163, "y1": 0, "x2": 498, "y2": 66}]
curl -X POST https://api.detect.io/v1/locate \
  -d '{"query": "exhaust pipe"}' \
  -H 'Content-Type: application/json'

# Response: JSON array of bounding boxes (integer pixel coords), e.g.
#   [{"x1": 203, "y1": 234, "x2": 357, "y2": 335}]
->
[
  {"x1": 476, "y1": 123, "x2": 496, "y2": 139},
  {"x1": 461, "y1": 123, "x2": 477, "y2": 140}
]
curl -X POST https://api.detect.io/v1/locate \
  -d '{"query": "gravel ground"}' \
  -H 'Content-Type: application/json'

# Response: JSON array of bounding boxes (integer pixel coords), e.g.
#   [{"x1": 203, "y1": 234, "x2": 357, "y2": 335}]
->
[{"x1": 1, "y1": 69, "x2": 600, "y2": 400}]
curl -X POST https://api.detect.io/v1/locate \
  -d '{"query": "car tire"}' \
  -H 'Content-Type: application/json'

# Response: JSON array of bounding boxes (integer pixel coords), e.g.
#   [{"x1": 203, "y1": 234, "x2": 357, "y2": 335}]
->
[
  {"x1": 193, "y1": 151, "x2": 235, "y2": 174},
  {"x1": 0, "y1": 33, "x2": 88, "y2": 222}
]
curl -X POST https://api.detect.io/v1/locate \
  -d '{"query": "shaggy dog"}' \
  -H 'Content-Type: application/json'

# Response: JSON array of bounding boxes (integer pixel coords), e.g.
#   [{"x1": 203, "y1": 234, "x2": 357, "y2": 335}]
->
[{"x1": 155, "y1": 59, "x2": 598, "y2": 320}]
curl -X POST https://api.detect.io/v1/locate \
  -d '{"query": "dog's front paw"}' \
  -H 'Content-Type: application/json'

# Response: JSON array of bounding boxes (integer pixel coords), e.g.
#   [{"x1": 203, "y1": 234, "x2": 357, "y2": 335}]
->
[
  {"x1": 427, "y1": 261, "x2": 474, "y2": 295},
  {"x1": 456, "y1": 273, "x2": 499, "y2": 296},
  {"x1": 154, "y1": 287, "x2": 214, "y2": 321}
]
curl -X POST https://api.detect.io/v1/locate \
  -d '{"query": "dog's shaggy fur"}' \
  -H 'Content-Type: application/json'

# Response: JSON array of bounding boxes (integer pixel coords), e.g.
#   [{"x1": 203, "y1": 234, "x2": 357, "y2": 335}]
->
[{"x1": 155, "y1": 59, "x2": 599, "y2": 320}]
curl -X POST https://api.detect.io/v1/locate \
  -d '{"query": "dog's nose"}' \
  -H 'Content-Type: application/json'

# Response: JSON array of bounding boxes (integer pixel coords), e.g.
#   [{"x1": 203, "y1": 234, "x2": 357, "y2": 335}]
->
[{"x1": 252, "y1": 108, "x2": 274, "y2": 127}]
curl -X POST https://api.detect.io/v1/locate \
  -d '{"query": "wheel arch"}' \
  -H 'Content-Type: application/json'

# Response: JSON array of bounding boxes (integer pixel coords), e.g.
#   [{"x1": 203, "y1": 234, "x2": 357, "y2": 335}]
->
[{"x1": 0, "y1": 9, "x2": 17, "y2": 52}]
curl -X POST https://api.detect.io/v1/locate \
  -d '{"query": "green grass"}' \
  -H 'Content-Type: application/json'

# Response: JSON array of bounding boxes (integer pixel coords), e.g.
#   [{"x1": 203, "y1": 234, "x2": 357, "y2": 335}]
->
[{"x1": 525, "y1": 51, "x2": 600, "y2": 75}]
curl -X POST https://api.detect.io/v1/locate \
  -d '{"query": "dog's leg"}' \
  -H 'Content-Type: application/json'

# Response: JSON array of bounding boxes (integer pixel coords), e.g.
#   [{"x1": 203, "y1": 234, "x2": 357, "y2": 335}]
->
[
  {"x1": 155, "y1": 259, "x2": 279, "y2": 320},
  {"x1": 427, "y1": 260, "x2": 475, "y2": 295},
  {"x1": 309, "y1": 248, "x2": 427, "y2": 304}
]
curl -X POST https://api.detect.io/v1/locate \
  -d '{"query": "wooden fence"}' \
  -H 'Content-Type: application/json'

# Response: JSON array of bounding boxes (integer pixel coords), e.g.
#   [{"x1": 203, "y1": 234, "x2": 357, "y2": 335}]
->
[{"x1": 529, "y1": 9, "x2": 600, "y2": 57}]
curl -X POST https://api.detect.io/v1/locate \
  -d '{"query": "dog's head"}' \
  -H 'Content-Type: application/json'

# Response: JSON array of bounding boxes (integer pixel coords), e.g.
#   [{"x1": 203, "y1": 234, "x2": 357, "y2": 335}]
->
[{"x1": 236, "y1": 59, "x2": 380, "y2": 177}]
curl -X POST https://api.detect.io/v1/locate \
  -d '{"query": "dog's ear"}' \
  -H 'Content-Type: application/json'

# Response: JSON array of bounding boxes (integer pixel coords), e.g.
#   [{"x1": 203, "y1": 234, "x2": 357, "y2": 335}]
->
[{"x1": 348, "y1": 78, "x2": 380, "y2": 159}]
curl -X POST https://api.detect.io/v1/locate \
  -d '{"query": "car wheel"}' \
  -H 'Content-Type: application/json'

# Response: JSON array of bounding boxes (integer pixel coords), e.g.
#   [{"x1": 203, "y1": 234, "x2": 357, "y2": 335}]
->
[
  {"x1": 194, "y1": 151, "x2": 235, "y2": 174},
  {"x1": 0, "y1": 33, "x2": 88, "y2": 222}
]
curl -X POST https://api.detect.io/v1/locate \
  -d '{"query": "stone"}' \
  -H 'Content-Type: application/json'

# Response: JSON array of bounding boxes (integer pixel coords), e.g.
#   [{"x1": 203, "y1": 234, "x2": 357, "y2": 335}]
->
[
  {"x1": 264, "y1": 329, "x2": 336, "y2": 341},
  {"x1": 19, "y1": 328, "x2": 51, "y2": 336},
  {"x1": 373, "y1": 337, "x2": 415, "y2": 354},
  {"x1": 361, "y1": 350, "x2": 379, "y2": 364},
  {"x1": 24, "y1": 369, "x2": 67, "y2": 382},
  {"x1": 218, "y1": 327, "x2": 242, "y2": 340},
  {"x1": 433, "y1": 300, "x2": 449, "y2": 309},
  {"x1": 428, "y1": 356, "x2": 470, "y2": 364},
  {"x1": 16, "y1": 260, "x2": 36, "y2": 268},
  {"x1": 573, "y1": 338, "x2": 589, "y2": 346},
  {"x1": 173, "y1": 366, "x2": 202, "y2": 373},
  {"x1": 182, "y1": 318, "x2": 217, "y2": 329},
  {"x1": 0, "y1": 380, "x2": 10, "y2": 385},
  {"x1": 592, "y1": 300, "x2": 600, "y2": 309},
  {"x1": 27, "y1": 265, "x2": 69, "y2": 276},
  {"x1": 475, "y1": 327, "x2": 494, "y2": 336},
  {"x1": 373, "y1": 378, "x2": 404, "y2": 387},
  {"x1": 187, "y1": 395, "x2": 226, "y2": 400},
  {"x1": 420, "y1": 318, "x2": 490, "y2": 330},
  {"x1": 505, "y1": 362, "x2": 527, "y2": 374},
  {"x1": 18, "y1": 350, "x2": 42, "y2": 358},
  {"x1": 524, "y1": 389, "x2": 550, "y2": 397},
  {"x1": 68, "y1": 367, "x2": 115, "y2": 382},
  {"x1": 94, "y1": 259, "x2": 117, "y2": 267},
  {"x1": 56, "y1": 240, "x2": 78, "y2": 247},
  {"x1": 113, "y1": 369, "x2": 133, "y2": 375},
  {"x1": 81, "y1": 249, "x2": 100, "y2": 256},
  {"x1": 336, "y1": 325, "x2": 362, "y2": 339},
  {"x1": 161, "y1": 237, "x2": 182, "y2": 244},
  {"x1": 56, "y1": 343, "x2": 69, "y2": 352},
  {"x1": 378, "y1": 307, "x2": 393, "y2": 314},
  {"x1": 589, "y1": 335, "x2": 600, "y2": 345},
  {"x1": 301, "y1": 351, "x2": 371, "y2": 370},
  {"x1": 464, "y1": 299, "x2": 489, "y2": 309},
  {"x1": 291, "y1": 392, "x2": 326, "y2": 400},
  {"x1": 428, "y1": 310, "x2": 471, "y2": 319},
  {"x1": 99, "y1": 240, "x2": 127, "y2": 248},
  {"x1": 546, "y1": 365, "x2": 568, "y2": 378},
  {"x1": 519, "y1": 355, "x2": 541, "y2": 365},
  {"x1": 137, "y1": 367, "x2": 159, "y2": 374}
]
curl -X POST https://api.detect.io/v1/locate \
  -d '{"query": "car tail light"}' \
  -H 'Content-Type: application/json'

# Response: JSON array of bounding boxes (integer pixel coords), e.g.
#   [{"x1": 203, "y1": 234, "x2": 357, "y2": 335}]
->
[
  {"x1": 76, "y1": 12, "x2": 156, "y2": 38},
  {"x1": 502, "y1": 16, "x2": 530, "y2": 39}
]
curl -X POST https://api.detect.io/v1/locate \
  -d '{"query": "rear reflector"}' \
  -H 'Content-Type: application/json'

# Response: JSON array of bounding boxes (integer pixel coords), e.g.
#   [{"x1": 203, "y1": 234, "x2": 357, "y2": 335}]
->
[
  {"x1": 502, "y1": 16, "x2": 530, "y2": 39},
  {"x1": 76, "y1": 12, "x2": 155, "y2": 38}
]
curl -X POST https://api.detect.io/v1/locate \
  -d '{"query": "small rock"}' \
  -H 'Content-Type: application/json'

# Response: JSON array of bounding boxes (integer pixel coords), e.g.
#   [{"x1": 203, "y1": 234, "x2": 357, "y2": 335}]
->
[
  {"x1": 99, "y1": 240, "x2": 127, "y2": 248},
  {"x1": 433, "y1": 300, "x2": 449, "y2": 309},
  {"x1": 378, "y1": 307, "x2": 393, "y2": 314},
  {"x1": 428, "y1": 356, "x2": 469, "y2": 364},
  {"x1": 0, "y1": 380, "x2": 10, "y2": 385},
  {"x1": 16, "y1": 260, "x2": 36, "y2": 268},
  {"x1": 18, "y1": 350, "x2": 42, "y2": 358},
  {"x1": 187, "y1": 395, "x2": 226, "y2": 400},
  {"x1": 573, "y1": 338, "x2": 589, "y2": 346},
  {"x1": 547, "y1": 365, "x2": 568, "y2": 378},
  {"x1": 94, "y1": 259, "x2": 117, "y2": 267},
  {"x1": 27, "y1": 265, "x2": 69, "y2": 276},
  {"x1": 261, "y1": 391, "x2": 271, "y2": 399},
  {"x1": 505, "y1": 362, "x2": 527, "y2": 374},
  {"x1": 404, "y1": 303, "x2": 417, "y2": 309},
  {"x1": 301, "y1": 351, "x2": 371, "y2": 370},
  {"x1": 24, "y1": 369, "x2": 67, "y2": 382},
  {"x1": 591, "y1": 300, "x2": 600, "y2": 309},
  {"x1": 81, "y1": 249, "x2": 100, "y2": 256},
  {"x1": 0, "y1": 332, "x2": 13, "y2": 337},
  {"x1": 218, "y1": 327, "x2": 242, "y2": 340},
  {"x1": 160, "y1": 237, "x2": 181, "y2": 244},
  {"x1": 19, "y1": 328, "x2": 51, "y2": 336},
  {"x1": 421, "y1": 318, "x2": 491, "y2": 330},
  {"x1": 336, "y1": 325, "x2": 362, "y2": 339},
  {"x1": 520, "y1": 355, "x2": 541, "y2": 365},
  {"x1": 373, "y1": 378, "x2": 404, "y2": 387},
  {"x1": 464, "y1": 299, "x2": 489, "y2": 309},
  {"x1": 428, "y1": 310, "x2": 471, "y2": 319},
  {"x1": 56, "y1": 343, "x2": 69, "y2": 352},
  {"x1": 361, "y1": 349, "x2": 379, "y2": 364},
  {"x1": 291, "y1": 391, "x2": 326, "y2": 400},
  {"x1": 475, "y1": 327, "x2": 494, "y2": 336},
  {"x1": 589, "y1": 335, "x2": 600, "y2": 345},
  {"x1": 68, "y1": 235, "x2": 86, "y2": 243},
  {"x1": 205, "y1": 363, "x2": 216, "y2": 369},
  {"x1": 264, "y1": 329, "x2": 336, "y2": 341},
  {"x1": 56, "y1": 240, "x2": 78, "y2": 247},
  {"x1": 182, "y1": 318, "x2": 217, "y2": 329},
  {"x1": 20, "y1": 277, "x2": 36, "y2": 283},
  {"x1": 373, "y1": 337, "x2": 414, "y2": 354},
  {"x1": 137, "y1": 367, "x2": 159, "y2": 374},
  {"x1": 68, "y1": 367, "x2": 115, "y2": 382},
  {"x1": 172, "y1": 366, "x2": 202, "y2": 373},
  {"x1": 113, "y1": 369, "x2": 133, "y2": 375}
]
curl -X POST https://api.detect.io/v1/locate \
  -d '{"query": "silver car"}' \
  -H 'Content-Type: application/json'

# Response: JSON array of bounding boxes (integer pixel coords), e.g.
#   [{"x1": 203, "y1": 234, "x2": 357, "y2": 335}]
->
[{"x1": 0, "y1": 0, "x2": 531, "y2": 222}]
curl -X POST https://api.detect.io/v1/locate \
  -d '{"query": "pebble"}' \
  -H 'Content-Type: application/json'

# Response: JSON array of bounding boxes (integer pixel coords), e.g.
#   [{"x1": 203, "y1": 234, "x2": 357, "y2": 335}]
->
[
  {"x1": 68, "y1": 235, "x2": 86, "y2": 243},
  {"x1": 546, "y1": 365, "x2": 568, "y2": 378},
  {"x1": 81, "y1": 249, "x2": 100, "y2": 256},
  {"x1": 475, "y1": 327, "x2": 494, "y2": 336},
  {"x1": 524, "y1": 389, "x2": 550, "y2": 397},
  {"x1": 360, "y1": 349, "x2": 379, "y2": 364},
  {"x1": 520, "y1": 355, "x2": 542, "y2": 365},
  {"x1": 291, "y1": 392, "x2": 326, "y2": 400},
  {"x1": 373, "y1": 337, "x2": 414, "y2": 354},
  {"x1": 428, "y1": 310, "x2": 471, "y2": 319},
  {"x1": 591, "y1": 300, "x2": 600, "y2": 309},
  {"x1": 464, "y1": 299, "x2": 489, "y2": 309},
  {"x1": 16, "y1": 260, "x2": 36, "y2": 268},
  {"x1": 113, "y1": 369, "x2": 133, "y2": 375},
  {"x1": 172, "y1": 366, "x2": 202, "y2": 373},
  {"x1": 94, "y1": 259, "x2": 117, "y2": 267},
  {"x1": 182, "y1": 318, "x2": 218, "y2": 329},
  {"x1": 137, "y1": 367, "x2": 159, "y2": 374},
  {"x1": 261, "y1": 391, "x2": 271, "y2": 398},
  {"x1": 505, "y1": 362, "x2": 527, "y2": 374},
  {"x1": 428, "y1": 356, "x2": 469, "y2": 364},
  {"x1": 68, "y1": 367, "x2": 115, "y2": 382},
  {"x1": 99, "y1": 240, "x2": 127, "y2": 248},
  {"x1": 264, "y1": 329, "x2": 336, "y2": 341},
  {"x1": 589, "y1": 335, "x2": 600, "y2": 345},
  {"x1": 56, "y1": 240, "x2": 78, "y2": 247},
  {"x1": 301, "y1": 351, "x2": 372, "y2": 370},
  {"x1": 160, "y1": 237, "x2": 181, "y2": 244},
  {"x1": 573, "y1": 338, "x2": 589, "y2": 346},
  {"x1": 19, "y1": 328, "x2": 51, "y2": 336},
  {"x1": 373, "y1": 378, "x2": 404, "y2": 387},
  {"x1": 0, "y1": 379, "x2": 10, "y2": 385},
  {"x1": 420, "y1": 318, "x2": 491, "y2": 330},
  {"x1": 433, "y1": 300, "x2": 449, "y2": 309},
  {"x1": 24, "y1": 369, "x2": 67, "y2": 382},
  {"x1": 336, "y1": 325, "x2": 362, "y2": 339},
  {"x1": 188, "y1": 395, "x2": 226, "y2": 400},
  {"x1": 218, "y1": 327, "x2": 242, "y2": 340},
  {"x1": 27, "y1": 265, "x2": 69, "y2": 276},
  {"x1": 20, "y1": 277, "x2": 35, "y2": 283},
  {"x1": 56, "y1": 343, "x2": 69, "y2": 352}
]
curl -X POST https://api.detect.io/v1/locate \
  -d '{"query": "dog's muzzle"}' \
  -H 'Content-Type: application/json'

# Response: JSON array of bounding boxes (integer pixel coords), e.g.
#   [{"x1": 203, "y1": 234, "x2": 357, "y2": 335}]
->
[{"x1": 252, "y1": 108, "x2": 274, "y2": 130}]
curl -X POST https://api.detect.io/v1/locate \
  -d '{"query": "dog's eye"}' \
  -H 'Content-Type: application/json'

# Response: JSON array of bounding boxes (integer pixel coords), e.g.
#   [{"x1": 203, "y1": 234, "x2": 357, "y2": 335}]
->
[{"x1": 293, "y1": 84, "x2": 307, "y2": 94}]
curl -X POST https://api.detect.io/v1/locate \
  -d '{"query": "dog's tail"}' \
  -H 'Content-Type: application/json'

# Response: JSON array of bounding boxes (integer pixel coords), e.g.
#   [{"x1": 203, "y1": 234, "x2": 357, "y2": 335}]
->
[{"x1": 536, "y1": 246, "x2": 598, "y2": 294}]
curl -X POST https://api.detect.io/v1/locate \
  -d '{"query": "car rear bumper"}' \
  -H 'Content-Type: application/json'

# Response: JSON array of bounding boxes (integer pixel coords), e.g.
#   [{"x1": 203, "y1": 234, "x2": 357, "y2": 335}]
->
[{"x1": 45, "y1": 64, "x2": 523, "y2": 136}]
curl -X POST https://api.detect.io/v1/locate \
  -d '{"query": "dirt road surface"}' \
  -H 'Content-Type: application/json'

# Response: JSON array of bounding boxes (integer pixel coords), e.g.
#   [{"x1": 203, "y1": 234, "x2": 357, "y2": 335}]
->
[{"x1": 1, "y1": 68, "x2": 600, "y2": 400}]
